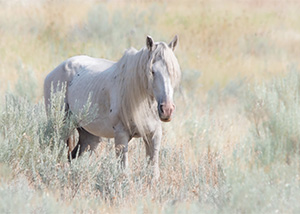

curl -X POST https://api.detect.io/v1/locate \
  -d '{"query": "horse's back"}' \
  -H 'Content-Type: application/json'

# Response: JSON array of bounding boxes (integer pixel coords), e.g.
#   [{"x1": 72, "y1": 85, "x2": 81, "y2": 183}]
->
[{"x1": 44, "y1": 55, "x2": 114, "y2": 112}]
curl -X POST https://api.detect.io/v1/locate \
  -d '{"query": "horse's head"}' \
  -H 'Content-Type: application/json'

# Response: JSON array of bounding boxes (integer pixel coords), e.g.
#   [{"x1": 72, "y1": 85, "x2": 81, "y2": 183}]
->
[{"x1": 146, "y1": 35, "x2": 181, "y2": 122}]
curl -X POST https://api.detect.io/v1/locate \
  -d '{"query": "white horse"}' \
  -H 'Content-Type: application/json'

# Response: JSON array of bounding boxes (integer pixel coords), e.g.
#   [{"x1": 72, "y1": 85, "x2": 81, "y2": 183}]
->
[{"x1": 44, "y1": 35, "x2": 181, "y2": 178}]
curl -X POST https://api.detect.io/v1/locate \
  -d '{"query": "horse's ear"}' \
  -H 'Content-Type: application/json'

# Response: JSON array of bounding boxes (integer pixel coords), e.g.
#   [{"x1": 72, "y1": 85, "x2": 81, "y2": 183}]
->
[
  {"x1": 146, "y1": 35, "x2": 154, "y2": 51},
  {"x1": 169, "y1": 35, "x2": 178, "y2": 51}
]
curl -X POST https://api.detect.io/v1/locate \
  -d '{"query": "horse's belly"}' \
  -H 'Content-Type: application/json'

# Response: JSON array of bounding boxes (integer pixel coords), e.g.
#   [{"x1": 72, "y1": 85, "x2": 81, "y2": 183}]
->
[{"x1": 83, "y1": 118, "x2": 115, "y2": 138}]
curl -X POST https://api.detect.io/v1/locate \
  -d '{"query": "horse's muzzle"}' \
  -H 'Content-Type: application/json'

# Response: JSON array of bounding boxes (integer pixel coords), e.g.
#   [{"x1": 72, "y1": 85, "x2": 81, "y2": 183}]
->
[{"x1": 158, "y1": 102, "x2": 175, "y2": 122}]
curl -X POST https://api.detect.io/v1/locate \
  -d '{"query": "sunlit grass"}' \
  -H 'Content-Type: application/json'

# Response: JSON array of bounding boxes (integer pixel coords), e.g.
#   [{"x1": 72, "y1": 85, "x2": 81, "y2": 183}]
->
[{"x1": 1, "y1": 0, "x2": 300, "y2": 213}]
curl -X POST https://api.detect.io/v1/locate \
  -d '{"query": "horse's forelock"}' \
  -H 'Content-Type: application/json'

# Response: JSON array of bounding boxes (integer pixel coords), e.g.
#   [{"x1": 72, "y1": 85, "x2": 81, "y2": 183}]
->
[{"x1": 150, "y1": 43, "x2": 181, "y2": 87}]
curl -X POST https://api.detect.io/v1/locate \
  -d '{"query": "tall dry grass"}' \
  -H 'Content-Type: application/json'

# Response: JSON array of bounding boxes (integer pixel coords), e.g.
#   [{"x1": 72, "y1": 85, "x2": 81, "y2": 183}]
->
[{"x1": 1, "y1": 0, "x2": 300, "y2": 213}]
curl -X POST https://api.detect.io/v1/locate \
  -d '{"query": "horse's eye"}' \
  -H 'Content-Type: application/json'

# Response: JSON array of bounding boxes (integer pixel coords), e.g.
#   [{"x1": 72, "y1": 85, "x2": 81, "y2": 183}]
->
[{"x1": 151, "y1": 70, "x2": 155, "y2": 75}]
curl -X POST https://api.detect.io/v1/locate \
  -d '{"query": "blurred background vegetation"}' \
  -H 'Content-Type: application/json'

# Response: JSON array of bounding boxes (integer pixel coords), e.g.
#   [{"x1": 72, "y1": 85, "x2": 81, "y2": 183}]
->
[
  {"x1": 2, "y1": 0, "x2": 300, "y2": 97},
  {"x1": 1, "y1": 0, "x2": 300, "y2": 213}
]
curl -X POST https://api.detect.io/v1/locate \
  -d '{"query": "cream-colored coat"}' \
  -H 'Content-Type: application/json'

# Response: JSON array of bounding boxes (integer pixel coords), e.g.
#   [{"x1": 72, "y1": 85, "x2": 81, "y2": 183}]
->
[{"x1": 44, "y1": 36, "x2": 181, "y2": 179}]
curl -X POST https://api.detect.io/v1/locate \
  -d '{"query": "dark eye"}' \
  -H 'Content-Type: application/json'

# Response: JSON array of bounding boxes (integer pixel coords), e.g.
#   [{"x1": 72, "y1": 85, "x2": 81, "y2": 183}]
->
[{"x1": 151, "y1": 70, "x2": 155, "y2": 75}]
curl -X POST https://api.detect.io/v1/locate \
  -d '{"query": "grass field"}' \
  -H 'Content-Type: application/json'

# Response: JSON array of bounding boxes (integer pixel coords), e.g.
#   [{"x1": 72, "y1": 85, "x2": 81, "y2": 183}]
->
[{"x1": 1, "y1": 0, "x2": 300, "y2": 213}]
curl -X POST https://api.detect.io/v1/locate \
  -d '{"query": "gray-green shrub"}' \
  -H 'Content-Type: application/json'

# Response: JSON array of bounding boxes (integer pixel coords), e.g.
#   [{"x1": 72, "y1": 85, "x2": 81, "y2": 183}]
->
[{"x1": 244, "y1": 71, "x2": 300, "y2": 166}]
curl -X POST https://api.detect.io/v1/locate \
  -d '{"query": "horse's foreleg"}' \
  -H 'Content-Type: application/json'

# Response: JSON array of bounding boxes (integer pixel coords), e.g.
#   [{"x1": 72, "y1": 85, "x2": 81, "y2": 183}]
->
[
  {"x1": 143, "y1": 125, "x2": 162, "y2": 180},
  {"x1": 114, "y1": 123, "x2": 130, "y2": 168}
]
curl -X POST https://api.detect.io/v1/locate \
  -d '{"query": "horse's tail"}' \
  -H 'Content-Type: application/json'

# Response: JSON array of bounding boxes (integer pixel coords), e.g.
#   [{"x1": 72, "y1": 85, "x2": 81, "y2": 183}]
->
[{"x1": 44, "y1": 59, "x2": 77, "y2": 153}]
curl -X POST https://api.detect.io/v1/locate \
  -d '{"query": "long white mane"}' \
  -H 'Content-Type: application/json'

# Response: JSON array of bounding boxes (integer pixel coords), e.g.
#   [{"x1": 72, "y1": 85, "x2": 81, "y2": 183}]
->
[{"x1": 114, "y1": 42, "x2": 181, "y2": 136}]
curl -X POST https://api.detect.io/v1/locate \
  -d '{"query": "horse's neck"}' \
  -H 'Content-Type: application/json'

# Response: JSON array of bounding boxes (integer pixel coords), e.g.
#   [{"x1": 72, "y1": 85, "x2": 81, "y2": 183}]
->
[
  {"x1": 127, "y1": 50, "x2": 150, "y2": 103},
  {"x1": 114, "y1": 48, "x2": 159, "y2": 134},
  {"x1": 118, "y1": 48, "x2": 148, "y2": 94},
  {"x1": 118, "y1": 48, "x2": 156, "y2": 114}
]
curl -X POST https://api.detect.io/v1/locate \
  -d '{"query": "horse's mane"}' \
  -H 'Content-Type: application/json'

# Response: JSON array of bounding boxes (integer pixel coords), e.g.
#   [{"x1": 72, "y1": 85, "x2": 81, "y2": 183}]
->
[{"x1": 114, "y1": 42, "x2": 181, "y2": 136}]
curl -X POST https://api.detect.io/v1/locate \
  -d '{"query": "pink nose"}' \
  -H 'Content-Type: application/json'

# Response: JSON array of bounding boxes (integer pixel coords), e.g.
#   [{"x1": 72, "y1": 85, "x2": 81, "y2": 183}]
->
[{"x1": 159, "y1": 103, "x2": 175, "y2": 122}]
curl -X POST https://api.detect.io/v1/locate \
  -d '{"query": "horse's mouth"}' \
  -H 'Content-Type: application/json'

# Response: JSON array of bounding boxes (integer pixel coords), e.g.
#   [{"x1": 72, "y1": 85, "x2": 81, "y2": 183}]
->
[
  {"x1": 158, "y1": 111, "x2": 173, "y2": 122},
  {"x1": 160, "y1": 117, "x2": 172, "y2": 122}
]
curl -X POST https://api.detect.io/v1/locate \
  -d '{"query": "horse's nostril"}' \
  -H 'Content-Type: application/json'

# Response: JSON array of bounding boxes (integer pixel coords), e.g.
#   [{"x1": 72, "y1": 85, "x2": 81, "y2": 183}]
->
[{"x1": 159, "y1": 104, "x2": 164, "y2": 113}]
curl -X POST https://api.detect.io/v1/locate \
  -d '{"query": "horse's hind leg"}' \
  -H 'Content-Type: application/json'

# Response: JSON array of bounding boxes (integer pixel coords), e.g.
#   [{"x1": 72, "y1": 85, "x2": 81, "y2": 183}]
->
[
  {"x1": 65, "y1": 106, "x2": 77, "y2": 156},
  {"x1": 67, "y1": 131, "x2": 76, "y2": 154},
  {"x1": 70, "y1": 127, "x2": 101, "y2": 159}
]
